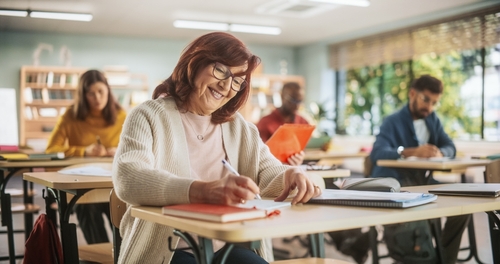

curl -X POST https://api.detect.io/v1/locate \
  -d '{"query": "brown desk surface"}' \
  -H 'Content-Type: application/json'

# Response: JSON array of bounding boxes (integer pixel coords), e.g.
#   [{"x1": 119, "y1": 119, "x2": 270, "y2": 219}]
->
[
  {"x1": 307, "y1": 169, "x2": 350, "y2": 178},
  {"x1": 23, "y1": 171, "x2": 113, "y2": 190},
  {"x1": 304, "y1": 150, "x2": 368, "y2": 161},
  {"x1": 0, "y1": 157, "x2": 113, "y2": 169},
  {"x1": 131, "y1": 184, "x2": 500, "y2": 243},
  {"x1": 377, "y1": 159, "x2": 491, "y2": 171}
]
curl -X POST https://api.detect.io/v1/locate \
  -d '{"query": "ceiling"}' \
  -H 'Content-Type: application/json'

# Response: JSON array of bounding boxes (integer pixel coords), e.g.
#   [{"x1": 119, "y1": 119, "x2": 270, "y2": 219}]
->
[{"x1": 0, "y1": 0, "x2": 497, "y2": 46}]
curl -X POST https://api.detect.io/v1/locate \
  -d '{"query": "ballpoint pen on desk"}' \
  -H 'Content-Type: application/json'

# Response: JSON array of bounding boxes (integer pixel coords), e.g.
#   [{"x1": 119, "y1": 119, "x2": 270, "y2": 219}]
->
[{"x1": 221, "y1": 159, "x2": 262, "y2": 200}]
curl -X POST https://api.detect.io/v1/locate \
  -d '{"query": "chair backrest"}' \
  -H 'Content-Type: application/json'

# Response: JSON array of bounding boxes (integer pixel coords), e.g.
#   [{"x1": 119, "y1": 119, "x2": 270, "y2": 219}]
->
[
  {"x1": 484, "y1": 159, "x2": 500, "y2": 183},
  {"x1": 110, "y1": 189, "x2": 127, "y2": 229},
  {"x1": 363, "y1": 155, "x2": 373, "y2": 178}
]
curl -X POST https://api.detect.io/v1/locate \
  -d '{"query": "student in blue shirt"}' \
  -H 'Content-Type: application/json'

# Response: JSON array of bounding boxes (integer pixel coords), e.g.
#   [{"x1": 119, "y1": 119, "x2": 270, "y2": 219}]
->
[{"x1": 370, "y1": 75, "x2": 469, "y2": 263}]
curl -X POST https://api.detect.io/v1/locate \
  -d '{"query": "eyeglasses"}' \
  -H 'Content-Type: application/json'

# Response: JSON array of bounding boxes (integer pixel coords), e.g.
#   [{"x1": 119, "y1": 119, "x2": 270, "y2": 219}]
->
[
  {"x1": 212, "y1": 62, "x2": 247, "y2": 92},
  {"x1": 285, "y1": 95, "x2": 303, "y2": 105},
  {"x1": 417, "y1": 92, "x2": 440, "y2": 108}
]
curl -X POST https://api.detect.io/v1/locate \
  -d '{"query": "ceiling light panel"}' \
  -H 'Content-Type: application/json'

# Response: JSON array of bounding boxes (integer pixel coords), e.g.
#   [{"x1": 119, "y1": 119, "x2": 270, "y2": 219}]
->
[
  {"x1": 173, "y1": 20, "x2": 229, "y2": 31},
  {"x1": 308, "y1": 0, "x2": 370, "y2": 7},
  {"x1": 29, "y1": 11, "x2": 93, "y2": 21},
  {"x1": 0, "y1": 9, "x2": 28, "y2": 17},
  {"x1": 229, "y1": 24, "x2": 281, "y2": 35}
]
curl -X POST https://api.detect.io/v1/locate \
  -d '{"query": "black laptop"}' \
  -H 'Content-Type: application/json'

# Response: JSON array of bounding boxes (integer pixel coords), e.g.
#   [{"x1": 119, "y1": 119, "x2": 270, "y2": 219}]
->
[{"x1": 428, "y1": 183, "x2": 500, "y2": 198}]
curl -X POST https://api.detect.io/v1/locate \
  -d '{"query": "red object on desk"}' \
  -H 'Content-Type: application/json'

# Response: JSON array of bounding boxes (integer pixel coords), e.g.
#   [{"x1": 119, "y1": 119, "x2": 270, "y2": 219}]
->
[
  {"x1": 162, "y1": 203, "x2": 267, "y2": 223},
  {"x1": 0, "y1": 145, "x2": 19, "y2": 152}
]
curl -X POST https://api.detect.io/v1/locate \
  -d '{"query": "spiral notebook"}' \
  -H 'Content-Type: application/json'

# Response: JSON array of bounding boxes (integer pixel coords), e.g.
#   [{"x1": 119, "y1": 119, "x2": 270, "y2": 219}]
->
[{"x1": 307, "y1": 189, "x2": 437, "y2": 208}]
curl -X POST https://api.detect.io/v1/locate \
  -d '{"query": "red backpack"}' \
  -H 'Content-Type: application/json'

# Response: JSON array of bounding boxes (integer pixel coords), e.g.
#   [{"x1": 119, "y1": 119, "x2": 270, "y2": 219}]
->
[{"x1": 23, "y1": 214, "x2": 63, "y2": 264}]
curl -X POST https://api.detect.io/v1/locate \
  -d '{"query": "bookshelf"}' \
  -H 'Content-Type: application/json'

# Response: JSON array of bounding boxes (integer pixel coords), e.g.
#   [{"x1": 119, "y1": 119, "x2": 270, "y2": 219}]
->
[
  {"x1": 19, "y1": 66, "x2": 87, "y2": 147},
  {"x1": 240, "y1": 74, "x2": 305, "y2": 124},
  {"x1": 19, "y1": 66, "x2": 149, "y2": 149}
]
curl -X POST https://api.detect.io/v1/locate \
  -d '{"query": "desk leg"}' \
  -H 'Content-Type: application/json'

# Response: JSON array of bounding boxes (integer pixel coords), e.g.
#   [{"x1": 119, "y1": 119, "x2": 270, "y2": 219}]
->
[
  {"x1": 198, "y1": 237, "x2": 214, "y2": 264},
  {"x1": 308, "y1": 233, "x2": 325, "y2": 258},
  {"x1": 53, "y1": 188, "x2": 80, "y2": 264},
  {"x1": 487, "y1": 211, "x2": 500, "y2": 264},
  {"x1": 1, "y1": 169, "x2": 18, "y2": 264},
  {"x1": 23, "y1": 179, "x2": 34, "y2": 241}
]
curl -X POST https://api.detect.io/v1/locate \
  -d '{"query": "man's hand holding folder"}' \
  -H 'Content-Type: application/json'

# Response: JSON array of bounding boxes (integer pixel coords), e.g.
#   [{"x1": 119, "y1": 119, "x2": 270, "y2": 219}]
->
[{"x1": 265, "y1": 124, "x2": 315, "y2": 163}]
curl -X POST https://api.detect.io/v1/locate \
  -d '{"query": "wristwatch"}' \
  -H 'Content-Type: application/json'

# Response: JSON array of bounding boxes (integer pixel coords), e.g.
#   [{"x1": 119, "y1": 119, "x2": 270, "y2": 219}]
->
[{"x1": 397, "y1": 146, "x2": 404, "y2": 158}]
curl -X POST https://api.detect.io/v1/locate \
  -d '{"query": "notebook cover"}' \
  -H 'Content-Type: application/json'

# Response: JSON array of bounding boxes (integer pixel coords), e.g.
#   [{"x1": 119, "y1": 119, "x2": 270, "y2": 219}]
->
[
  {"x1": 162, "y1": 203, "x2": 267, "y2": 223},
  {"x1": 428, "y1": 183, "x2": 500, "y2": 197},
  {"x1": 265, "y1": 124, "x2": 315, "y2": 163},
  {"x1": 307, "y1": 189, "x2": 437, "y2": 208}
]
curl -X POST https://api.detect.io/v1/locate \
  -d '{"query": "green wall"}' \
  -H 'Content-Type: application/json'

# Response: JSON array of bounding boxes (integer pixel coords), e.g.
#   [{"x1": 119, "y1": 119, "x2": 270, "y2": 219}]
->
[{"x1": 0, "y1": 31, "x2": 297, "y2": 94}]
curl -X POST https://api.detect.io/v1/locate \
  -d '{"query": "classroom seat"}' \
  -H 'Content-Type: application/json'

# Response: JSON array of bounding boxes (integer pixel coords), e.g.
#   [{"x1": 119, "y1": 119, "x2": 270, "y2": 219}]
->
[
  {"x1": 271, "y1": 258, "x2": 353, "y2": 264},
  {"x1": 79, "y1": 243, "x2": 114, "y2": 264}
]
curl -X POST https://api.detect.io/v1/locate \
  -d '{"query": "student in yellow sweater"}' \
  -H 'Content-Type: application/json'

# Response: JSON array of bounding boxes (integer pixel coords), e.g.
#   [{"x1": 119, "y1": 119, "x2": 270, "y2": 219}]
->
[{"x1": 46, "y1": 69, "x2": 126, "y2": 244}]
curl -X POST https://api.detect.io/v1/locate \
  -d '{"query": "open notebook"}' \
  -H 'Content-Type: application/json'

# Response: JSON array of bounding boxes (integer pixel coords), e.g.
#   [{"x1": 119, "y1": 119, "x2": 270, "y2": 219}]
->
[{"x1": 428, "y1": 183, "x2": 500, "y2": 198}]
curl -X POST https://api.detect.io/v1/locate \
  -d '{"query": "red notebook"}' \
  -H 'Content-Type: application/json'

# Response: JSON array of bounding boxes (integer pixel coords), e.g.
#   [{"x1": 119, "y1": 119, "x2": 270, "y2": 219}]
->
[
  {"x1": 161, "y1": 203, "x2": 267, "y2": 223},
  {"x1": 265, "y1": 124, "x2": 315, "y2": 163}
]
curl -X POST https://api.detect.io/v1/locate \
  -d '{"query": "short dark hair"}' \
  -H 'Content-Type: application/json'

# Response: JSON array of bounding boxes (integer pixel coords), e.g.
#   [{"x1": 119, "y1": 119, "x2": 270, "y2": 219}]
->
[
  {"x1": 152, "y1": 32, "x2": 261, "y2": 124},
  {"x1": 282, "y1": 82, "x2": 301, "y2": 93},
  {"x1": 73, "y1": 69, "x2": 122, "y2": 126},
  {"x1": 411, "y1": 75, "x2": 443, "y2": 94}
]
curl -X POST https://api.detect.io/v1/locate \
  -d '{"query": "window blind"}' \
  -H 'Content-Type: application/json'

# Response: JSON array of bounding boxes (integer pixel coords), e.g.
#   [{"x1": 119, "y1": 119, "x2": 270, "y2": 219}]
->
[{"x1": 329, "y1": 6, "x2": 500, "y2": 70}]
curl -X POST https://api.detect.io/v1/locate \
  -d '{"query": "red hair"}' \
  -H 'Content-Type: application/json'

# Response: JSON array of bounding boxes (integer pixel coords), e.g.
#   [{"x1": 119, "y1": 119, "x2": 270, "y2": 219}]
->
[{"x1": 152, "y1": 32, "x2": 261, "y2": 124}]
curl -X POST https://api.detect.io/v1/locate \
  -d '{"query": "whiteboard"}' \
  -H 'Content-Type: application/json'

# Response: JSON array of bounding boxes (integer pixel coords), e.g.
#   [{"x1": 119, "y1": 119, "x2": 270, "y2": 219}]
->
[{"x1": 0, "y1": 88, "x2": 19, "y2": 145}]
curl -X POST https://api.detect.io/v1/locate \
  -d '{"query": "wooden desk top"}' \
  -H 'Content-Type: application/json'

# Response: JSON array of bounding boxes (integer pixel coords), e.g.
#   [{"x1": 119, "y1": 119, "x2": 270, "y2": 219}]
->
[
  {"x1": 304, "y1": 150, "x2": 368, "y2": 161},
  {"x1": 307, "y1": 169, "x2": 350, "y2": 178},
  {"x1": 23, "y1": 171, "x2": 113, "y2": 190},
  {"x1": 0, "y1": 157, "x2": 113, "y2": 169},
  {"x1": 377, "y1": 158, "x2": 491, "y2": 171},
  {"x1": 131, "y1": 184, "x2": 500, "y2": 243}
]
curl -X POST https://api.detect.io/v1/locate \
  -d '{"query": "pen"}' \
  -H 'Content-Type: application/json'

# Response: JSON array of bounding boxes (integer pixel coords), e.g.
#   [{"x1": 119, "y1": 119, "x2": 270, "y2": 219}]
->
[
  {"x1": 96, "y1": 135, "x2": 101, "y2": 145},
  {"x1": 222, "y1": 159, "x2": 262, "y2": 200}
]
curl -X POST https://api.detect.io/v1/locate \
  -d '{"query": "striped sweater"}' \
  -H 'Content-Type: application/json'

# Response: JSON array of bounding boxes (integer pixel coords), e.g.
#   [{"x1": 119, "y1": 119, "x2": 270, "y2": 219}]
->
[{"x1": 112, "y1": 97, "x2": 288, "y2": 263}]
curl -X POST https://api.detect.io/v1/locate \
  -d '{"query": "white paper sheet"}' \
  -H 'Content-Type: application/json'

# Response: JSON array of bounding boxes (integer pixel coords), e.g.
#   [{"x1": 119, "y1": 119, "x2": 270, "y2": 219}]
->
[{"x1": 58, "y1": 166, "x2": 112, "y2": 177}]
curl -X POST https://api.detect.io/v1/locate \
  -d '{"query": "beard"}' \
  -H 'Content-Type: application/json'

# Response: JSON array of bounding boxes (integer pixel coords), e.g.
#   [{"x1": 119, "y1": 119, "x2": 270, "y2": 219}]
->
[{"x1": 411, "y1": 100, "x2": 430, "y2": 119}]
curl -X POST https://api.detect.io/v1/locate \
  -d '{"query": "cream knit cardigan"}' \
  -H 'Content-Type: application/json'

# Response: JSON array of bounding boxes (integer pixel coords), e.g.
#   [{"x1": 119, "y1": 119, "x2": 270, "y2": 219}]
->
[{"x1": 112, "y1": 97, "x2": 289, "y2": 263}]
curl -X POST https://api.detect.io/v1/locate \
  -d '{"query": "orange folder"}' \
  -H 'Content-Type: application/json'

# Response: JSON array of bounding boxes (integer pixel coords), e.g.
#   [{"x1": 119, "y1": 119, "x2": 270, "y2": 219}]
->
[{"x1": 265, "y1": 124, "x2": 315, "y2": 163}]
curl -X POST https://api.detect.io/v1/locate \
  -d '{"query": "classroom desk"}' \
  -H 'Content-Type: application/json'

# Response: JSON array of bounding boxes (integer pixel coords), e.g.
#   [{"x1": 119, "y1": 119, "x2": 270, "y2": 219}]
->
[
  {"x1": 304, "y1": 150, "x2": 368, "y2": 161},
  {"x1": 0, "y1": 157, "x2": 112, "y2": 263},
  {"x1": 376, "y1": 158, "x2": 491, "y2": 172},
  {"x1": 23, "y1": 167, "x2": 113, "y2": 264},
  {"x1": 131, "y1": 184, "x2": 500, "y2": 264},
  {"x1": 307, "y1": 168, "x2": 350, "y2": 178}
]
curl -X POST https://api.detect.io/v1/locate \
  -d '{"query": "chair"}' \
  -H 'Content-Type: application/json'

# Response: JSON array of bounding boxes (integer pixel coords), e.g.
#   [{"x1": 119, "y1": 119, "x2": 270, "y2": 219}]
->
[
  {"x1": 78, "y1": 188, "x2": 126, "y2": 264},
  {"x1": 483, "y1": 159, "x2": 500, "y2": 263}
]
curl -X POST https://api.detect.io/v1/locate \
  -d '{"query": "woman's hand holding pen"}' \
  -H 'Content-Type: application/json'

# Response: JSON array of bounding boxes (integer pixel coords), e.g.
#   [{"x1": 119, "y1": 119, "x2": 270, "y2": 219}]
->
[
  {"x1": 84, "y1": 143, "x2": 107, "y2": 157},
  {"x1": 189, "y1": 175, "x2": 260, "y2": 205},
  {"x1": 275, "y1": 167, "x2": 322, "y2": 205}
]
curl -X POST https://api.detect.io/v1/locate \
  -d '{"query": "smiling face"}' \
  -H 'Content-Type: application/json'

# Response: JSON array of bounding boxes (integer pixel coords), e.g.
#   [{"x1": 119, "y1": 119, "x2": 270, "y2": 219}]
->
[
  {"x1": 186, "y1": 63, "x2": 247, "y2": 115},
  {"x1": 85, "y1": 81, "x2": 109, "y2": 113}
]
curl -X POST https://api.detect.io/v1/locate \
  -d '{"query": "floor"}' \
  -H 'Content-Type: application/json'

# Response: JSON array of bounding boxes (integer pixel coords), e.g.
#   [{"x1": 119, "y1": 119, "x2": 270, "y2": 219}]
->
[{"x1": 0, "y1": 174, "x2": 495, "y2": 264}]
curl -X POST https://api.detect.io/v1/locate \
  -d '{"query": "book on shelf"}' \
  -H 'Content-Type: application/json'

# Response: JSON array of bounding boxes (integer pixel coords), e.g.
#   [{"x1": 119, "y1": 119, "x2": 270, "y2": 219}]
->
[
  {"x1": 307, "y1": 189, "x2": 437, "y2": 208},
  {"x1": 162, "y1": 203, "x2": 268, "y2": 223}
]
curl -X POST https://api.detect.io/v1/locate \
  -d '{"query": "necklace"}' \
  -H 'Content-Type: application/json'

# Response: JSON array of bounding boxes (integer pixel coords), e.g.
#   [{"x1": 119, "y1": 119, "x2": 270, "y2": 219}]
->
[{"x1": 183, "y1": 113, "x2": 212, "y2": 141}]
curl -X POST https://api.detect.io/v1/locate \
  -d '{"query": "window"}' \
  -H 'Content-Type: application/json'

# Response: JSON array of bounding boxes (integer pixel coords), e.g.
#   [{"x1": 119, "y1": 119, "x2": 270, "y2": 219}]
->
[{"x1": 330, "y1": 6, "x2": 500, "y2": 140}]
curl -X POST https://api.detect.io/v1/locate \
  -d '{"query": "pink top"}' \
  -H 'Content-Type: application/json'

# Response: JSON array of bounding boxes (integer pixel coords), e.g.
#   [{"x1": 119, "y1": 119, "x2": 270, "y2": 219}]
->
[{"x1": 178, "y1": 110, "x2": 231, "y2": 252}]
